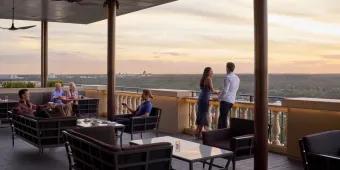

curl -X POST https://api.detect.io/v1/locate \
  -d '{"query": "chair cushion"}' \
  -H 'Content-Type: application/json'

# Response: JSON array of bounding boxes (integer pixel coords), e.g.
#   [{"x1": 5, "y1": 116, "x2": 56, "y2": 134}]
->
[
  {"x1": 72, "y1": 126, "x2": 117, "y2": 146},
  {"x1": 303, "y1": 130, "x2": 340, "y2": 156},
  {"x1": 68, "y1": 130, "x2": 121, "y2": 153},
  {"x1": 230, "y1": 118, "x2": 254, "y2": 136},
  {"x1": 206, "y1": 140, "x2": 231, "y2": 150},
  {"x1": 122, "y1": 142, "x2": 171, "y2": 151},
  {"x1": 119, "y1": 142, "x2": 172, "y2": 167},
  {"x1": 149, "y1": 107, "x2": 161, "y2": 117}
]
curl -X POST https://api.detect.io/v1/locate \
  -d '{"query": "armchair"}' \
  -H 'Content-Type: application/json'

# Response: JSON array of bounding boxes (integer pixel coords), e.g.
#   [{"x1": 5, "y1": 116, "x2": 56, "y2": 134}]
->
[
  {"x1": 63, "y1": 126, "x2": 172, "y2": 170},
  {"x1": 8, "y1": 111, "x2": 77, "y2": 153},
  {"x1": 202, "y1": 118, "x2": 254, "y2": 170},
  {"x1": 112, "y1": 107, "x2": 162, "y2": 140},
  {"x1": 299, "y1": 130, "x2": 340, "y2": 170}
]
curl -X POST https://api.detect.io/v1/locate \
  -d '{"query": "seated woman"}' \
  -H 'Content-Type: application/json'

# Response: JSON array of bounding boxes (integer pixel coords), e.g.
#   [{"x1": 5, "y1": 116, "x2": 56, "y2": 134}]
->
[
  {"x1": 65, "y1": 82, "x2": 79, "y2": 116},
  {"x1": 115, "y1": 89, "x2": 153, "y2": 125},
  {"x1": 66, "y1": 82, "x2": 79, "y2": 100}
]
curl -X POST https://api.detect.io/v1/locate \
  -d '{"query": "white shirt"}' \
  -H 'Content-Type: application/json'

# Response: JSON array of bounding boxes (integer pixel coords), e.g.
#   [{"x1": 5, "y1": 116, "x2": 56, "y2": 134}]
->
[{"x1": 219, "y1": 72, "x2": 240, "y2": 104}]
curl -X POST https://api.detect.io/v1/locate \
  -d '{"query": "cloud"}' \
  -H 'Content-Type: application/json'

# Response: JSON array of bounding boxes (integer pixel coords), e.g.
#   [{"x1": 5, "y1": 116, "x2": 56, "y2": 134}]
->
[
  {"x1": 20, "y1": 36, "x2": 39, "y2": 39},
  {"x1": 151, "y1": 4, "x2": 250, "y2": 24},
  {"x1": 153, "y1": 51, "x2": 187, "y2": 57},
  {"x1": 321, "y1": 55, "x2": 340, "y2": 60},
  {"x1": 2, "y1": 0, "x2": 340, "y2": 74}
]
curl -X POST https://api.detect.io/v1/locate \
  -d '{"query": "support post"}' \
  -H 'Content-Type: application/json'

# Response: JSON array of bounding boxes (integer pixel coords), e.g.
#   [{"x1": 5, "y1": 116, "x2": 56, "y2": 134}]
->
[
  {"x1": 41, "y1": 20, "x2": 48, "y2": 88},
  {"x1": 253, "y1": 0, "x2": 268, "y2": 170},
  {"x1": 107, "y1": 0, "x2": 117, "y2": 120}
]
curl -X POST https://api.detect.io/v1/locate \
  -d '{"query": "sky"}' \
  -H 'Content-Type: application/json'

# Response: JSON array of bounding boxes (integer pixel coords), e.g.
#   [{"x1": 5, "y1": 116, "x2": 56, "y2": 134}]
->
[{"x1": 1, "y1": 0, "x2": 340, "y2": 74}]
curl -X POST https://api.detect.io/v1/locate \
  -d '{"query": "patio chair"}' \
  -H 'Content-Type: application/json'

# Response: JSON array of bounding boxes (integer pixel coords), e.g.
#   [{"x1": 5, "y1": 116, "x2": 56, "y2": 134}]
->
[
  {"x1": 8, "y1": 111, "x2": 77, "y2": 153},
  {"x1": 202, "y1": 118, "x2": 255, "y2": 170},
  {"x1": 299, "y1": 130, "x2": 340, "y2": 170},
  {"x1": 112, "y1": 107, "x2": 162, "y2": 140},
  {"x1": 73, "y1": 98, "x2": 99, "y2": 118},
  {"x1": 63, "y1": 126, "x2": 172, "y2": 170}
]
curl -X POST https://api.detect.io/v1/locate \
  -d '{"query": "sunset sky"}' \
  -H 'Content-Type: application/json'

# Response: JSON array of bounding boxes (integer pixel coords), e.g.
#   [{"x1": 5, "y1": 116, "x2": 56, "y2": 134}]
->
[{"x1": 1, "y1": 0, "x2": 340, "y2": 74}]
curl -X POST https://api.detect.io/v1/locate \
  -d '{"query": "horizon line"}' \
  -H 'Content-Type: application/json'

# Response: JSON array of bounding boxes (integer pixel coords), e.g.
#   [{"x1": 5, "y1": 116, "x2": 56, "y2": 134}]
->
[{"x1": 2, "y1": 73, "x2": 340, "y2": 75}]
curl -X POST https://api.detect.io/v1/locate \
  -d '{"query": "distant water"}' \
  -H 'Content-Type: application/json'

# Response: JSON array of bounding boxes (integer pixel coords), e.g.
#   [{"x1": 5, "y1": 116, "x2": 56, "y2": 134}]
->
[{"x1": 2, "y1": 74, "x2": 340, "y2": 99}]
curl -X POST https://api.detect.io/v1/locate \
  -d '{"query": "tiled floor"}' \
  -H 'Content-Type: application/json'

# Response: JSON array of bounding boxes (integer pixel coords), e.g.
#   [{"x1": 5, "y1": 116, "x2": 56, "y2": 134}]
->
[{"x1": 0, "y1": 127, "x2": 302, "y2": 170}]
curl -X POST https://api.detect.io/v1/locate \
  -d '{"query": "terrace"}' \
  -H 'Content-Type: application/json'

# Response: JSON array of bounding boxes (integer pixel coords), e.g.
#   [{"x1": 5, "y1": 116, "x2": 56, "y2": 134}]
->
[
  {"x1": 0, "y1": 121, "x2": 302, "y2": 170},
  {"x1": 1, "y1": 86, "x2": 340, "y2": 169},
  {"x1": 1, "y1": 0, "x2": 340, "y2": 170}
]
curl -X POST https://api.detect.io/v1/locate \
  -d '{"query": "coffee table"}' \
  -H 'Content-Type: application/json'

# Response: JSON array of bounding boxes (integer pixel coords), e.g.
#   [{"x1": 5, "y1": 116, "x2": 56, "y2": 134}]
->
[
  {"x1": 131, "y1": 136, "x2": 234, "y2": 170},
  {"x1": 77, "y1": 118, "x2": 125, "y2": 147}
]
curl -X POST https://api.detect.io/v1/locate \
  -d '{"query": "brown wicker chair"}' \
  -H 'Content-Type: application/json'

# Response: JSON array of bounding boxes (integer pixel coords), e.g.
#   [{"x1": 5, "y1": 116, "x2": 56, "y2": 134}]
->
[
  {"x1": 202, "y1": 118, "x2": 255, "y2": 170},
  {"x1": 73, "y1": 98, "x2": 99, "y2": 118},
  {"x1": 9, "y1": 111, "x2": 77, "y2": 153},
  {"x1": 112, "y1": 107, "x2": 162, "y2": 140},
  {"x1": 0, "y1": 101, "x2": 16, "y2": 127},
  {"x1": 63, "y1": 126, "x2": 173, "y2": 170},
  {"x1": 299, "y1": 130, "x2": 340, "y2": 170}
]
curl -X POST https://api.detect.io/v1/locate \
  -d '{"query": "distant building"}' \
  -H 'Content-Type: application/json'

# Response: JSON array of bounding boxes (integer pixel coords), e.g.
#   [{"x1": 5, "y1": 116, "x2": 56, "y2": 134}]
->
[
  {"x1": 141, "y1": 71, "x2": 152, "y2": 77},
  {"x1": 48, "y1": 73, "x2": 57, "y2": 79},
  {"x1": 0, "y1": 74, "x2": 24, "y2": 82}
]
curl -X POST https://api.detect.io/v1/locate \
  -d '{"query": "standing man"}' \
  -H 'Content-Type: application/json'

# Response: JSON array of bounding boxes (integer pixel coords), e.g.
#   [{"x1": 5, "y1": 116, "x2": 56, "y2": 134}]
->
[{"x1": 218, "y1": 62, "x2": 240, "y2": 129}]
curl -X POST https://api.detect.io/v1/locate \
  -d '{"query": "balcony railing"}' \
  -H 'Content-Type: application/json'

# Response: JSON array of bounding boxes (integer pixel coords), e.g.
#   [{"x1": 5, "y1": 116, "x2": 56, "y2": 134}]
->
[
  {"x1": 113, "y1": 89, "x2": 288, "y2": 153},
  {"x1": 181, "y1": 97, "x2": 288, "y2": 152},
  {"x1": 115, "y1": 91, "x2": 142, "y2": 114}
]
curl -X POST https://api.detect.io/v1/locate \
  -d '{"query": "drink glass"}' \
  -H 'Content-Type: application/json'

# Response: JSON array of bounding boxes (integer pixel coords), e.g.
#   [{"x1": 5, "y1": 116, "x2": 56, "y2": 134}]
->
[{"x1": 175, "y1": 140, "x2": 181, "y2": 152}]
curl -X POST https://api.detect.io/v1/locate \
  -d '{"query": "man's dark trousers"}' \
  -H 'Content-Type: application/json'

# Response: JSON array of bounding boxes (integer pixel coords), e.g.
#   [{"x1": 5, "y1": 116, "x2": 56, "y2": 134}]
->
[{"x1": 218, "y1": 101, "x2": 233, "y2": 129}]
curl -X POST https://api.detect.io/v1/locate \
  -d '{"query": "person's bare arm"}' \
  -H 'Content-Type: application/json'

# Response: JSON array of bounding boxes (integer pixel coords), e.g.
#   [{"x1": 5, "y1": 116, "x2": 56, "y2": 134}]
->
[
  {"x1": 208, "y1": 78, "x2": 219, "y2": 94},
  {"x1": 122, "y1": 103, "x2": 136, "y2": 114}
]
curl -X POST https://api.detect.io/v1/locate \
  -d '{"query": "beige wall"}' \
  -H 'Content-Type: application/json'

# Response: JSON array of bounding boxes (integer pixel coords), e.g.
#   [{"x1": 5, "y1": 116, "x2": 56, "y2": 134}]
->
[
  {"x1": 139, "y1": 89, "x2": 192, "y2": 134},
  {"x1": 283, "y1": 98, "x2": 340, "y2": 160}
]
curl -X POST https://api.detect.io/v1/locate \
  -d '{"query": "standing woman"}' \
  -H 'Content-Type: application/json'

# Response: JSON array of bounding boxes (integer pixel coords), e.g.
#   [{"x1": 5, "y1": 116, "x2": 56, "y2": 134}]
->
[{"x1": 196, "y1": 67, "x2": 217, "y2": 138}]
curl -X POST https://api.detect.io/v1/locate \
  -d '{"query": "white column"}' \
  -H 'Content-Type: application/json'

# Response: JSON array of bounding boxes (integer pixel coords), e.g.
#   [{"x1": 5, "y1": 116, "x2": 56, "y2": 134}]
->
[
  {"x1": 190, "y1": 102, "x2": 197, "y2": 129},
  {"x1": 271, "y1": 111, "x2": 282, "y2": 145}
]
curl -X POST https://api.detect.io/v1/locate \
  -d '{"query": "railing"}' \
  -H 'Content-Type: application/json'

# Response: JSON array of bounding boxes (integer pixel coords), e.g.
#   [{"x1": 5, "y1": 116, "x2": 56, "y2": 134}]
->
[
  {"x1": 182, "y1": 97, "x2": 288, "y2": 152},
  {"x1": 87, "y1": 85, "x2": 284, "y2": 103},
  {"x1": 110, "y1": 90, "x2": 288, "y2": 153},
  {"x1": 191, "y1": 91, "x2": 284, "y2": 103},
  {"x1": 114, "y1": 91, "x2": 142, "y2": 114}
]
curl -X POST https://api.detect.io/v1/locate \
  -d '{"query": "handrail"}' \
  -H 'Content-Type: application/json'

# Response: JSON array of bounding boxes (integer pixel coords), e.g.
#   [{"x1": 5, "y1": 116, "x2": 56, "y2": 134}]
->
[
  {"x1": 78, "y1": 84, "x2": 285, "y2": 102},
  {"x1": 90, "y1": 89, "x2": 288, "y2": 153},
  {"x1": 181, "y1": 96, "x2": 288, "y2": 151}
]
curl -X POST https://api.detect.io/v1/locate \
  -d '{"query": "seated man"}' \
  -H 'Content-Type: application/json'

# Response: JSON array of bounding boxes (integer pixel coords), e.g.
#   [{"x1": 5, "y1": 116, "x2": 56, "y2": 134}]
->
[
  {"x1": 13, "y1": 89, "x2": 50, "y2": 118},
  {"x1": 115, "y1": 89, "x2": 153, "y2": 125},
  {"x1": 51, "y1": 83, "x2": 72, "y2": 116}
]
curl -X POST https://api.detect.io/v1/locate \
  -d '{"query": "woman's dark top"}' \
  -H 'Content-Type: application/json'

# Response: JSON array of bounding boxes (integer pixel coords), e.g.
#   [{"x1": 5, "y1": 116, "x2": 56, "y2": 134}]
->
[{"x1": 196, "y1": 80, "x2": 212, "y2": 126}]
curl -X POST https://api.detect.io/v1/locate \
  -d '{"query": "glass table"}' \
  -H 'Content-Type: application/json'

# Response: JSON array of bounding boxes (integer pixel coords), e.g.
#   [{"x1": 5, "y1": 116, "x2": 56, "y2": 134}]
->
[
  {"x1": 77, "y1": 118, "x2": 125, "y2": 147},
  {"x1": 131, "y1": 136, "x2": 234, "y2": 170}
]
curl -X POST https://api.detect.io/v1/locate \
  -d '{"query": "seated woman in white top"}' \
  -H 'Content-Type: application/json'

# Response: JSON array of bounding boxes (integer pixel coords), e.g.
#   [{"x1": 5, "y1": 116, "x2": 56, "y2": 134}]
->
[
  {"x1": 63, "y1": 82, "x2": 79, "y2": 116},
  {"x1": 67, "y1": 82, "x2": 79, "y2": 100}
]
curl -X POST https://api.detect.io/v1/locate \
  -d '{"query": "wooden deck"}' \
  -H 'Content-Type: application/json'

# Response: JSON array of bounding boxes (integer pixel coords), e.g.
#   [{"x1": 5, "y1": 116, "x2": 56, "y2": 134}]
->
[{"x1": 0, "y1": 127, "x2": 302, "y2": 170}]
